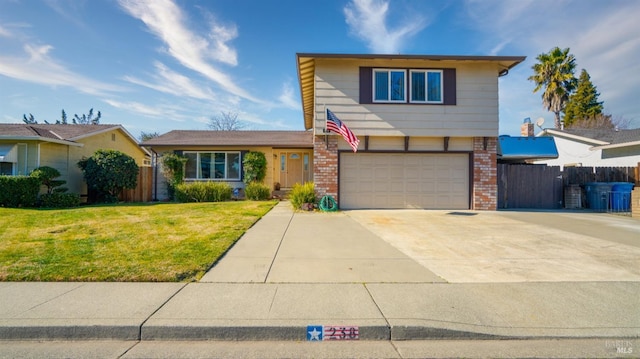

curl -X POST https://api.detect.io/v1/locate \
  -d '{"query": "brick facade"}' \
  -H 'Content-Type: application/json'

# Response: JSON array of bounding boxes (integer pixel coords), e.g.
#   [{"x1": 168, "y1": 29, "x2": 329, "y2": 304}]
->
[
  {"x1": 472, "y1": 137, "x2": 498, "y2": 210},
  {"x1": 313, "y1": 135, "x2": 339, "y2": 202}
]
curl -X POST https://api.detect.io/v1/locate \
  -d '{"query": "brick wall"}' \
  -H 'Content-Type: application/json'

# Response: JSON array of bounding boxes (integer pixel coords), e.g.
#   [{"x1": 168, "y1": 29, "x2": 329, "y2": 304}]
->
[
  {"x1": 313, "y1": 135, "x2": 339, "y2": 202},
  {"x1": 472, "y1": 137, "x2": 498, "y2": 210}
]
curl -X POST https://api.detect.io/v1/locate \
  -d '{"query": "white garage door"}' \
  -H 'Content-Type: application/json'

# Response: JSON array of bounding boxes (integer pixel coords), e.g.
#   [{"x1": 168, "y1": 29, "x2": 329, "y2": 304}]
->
[{"x1": 340, "y1": 153, "x2": 469, "y2": 209}]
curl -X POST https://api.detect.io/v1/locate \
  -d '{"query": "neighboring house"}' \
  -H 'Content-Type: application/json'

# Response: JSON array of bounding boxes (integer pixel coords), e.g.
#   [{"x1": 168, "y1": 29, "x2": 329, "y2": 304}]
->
[
  {"x1": 535, "y1": 128, "x2": 640, "y2": 168},
  {"x1": 0, "y1": 124, "x2": 150, "y2": 196},
  {"x1": 297, "y1": 53, "x2": 525, "y2": 209},
  {"x1": 140, "y1": 130, "x2": 313, "y2": 200}
]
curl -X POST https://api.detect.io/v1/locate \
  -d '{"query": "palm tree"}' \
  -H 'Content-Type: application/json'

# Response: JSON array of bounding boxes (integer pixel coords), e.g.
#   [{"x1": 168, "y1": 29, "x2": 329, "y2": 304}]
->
[{"x1": 528, "y1": 47, "x2": 577, "y2": 129}]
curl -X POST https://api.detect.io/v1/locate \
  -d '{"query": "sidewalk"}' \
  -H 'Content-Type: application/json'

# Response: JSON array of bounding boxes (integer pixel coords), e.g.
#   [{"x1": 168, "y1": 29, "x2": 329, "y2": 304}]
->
[{"x1": 0, "y1": 202, "x2": 638, "y2": 341}]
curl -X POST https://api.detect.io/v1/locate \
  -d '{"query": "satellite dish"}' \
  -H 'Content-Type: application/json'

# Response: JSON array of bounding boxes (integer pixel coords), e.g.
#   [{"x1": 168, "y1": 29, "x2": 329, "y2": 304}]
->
[{"x1": 535, "y1": 117, "x2": 545, "y2": 129}]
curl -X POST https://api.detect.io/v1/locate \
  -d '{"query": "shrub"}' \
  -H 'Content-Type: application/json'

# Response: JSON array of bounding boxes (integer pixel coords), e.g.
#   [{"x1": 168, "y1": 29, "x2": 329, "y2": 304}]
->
[
  {"x1": 30, "y1": 166, "x2": 68, "y2": 194},
  {"x1": 78, "y1": 149, "x2": 139, "y2": 203},
  {"x1": 244, "y1": 182, "x2": 271, "y2": 200},
  {"x1": 39, "y1": 192, "x2": 81, "y2": 208},
  {"x1": 174, "y1": 182, "x2": 232, "y2": 202},
  {"x1": 0, "y1": 176, "x2": 40, "y2": 207},
  {"x1": 289, "y1": 182, "x2": 316, "y2": 210},
  {"x1": 160, "y1": 153, "x2": 188, "y2": 200},
  {"x1": 242, "y1": 151, "x2": 267, "y2": 184}
]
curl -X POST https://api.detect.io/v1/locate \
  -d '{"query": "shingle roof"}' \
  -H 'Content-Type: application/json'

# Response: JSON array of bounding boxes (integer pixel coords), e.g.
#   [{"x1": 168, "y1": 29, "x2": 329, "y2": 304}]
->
[
  {"x1": 141, "y1": 130, "x2": 314, "y2": 148},
  {"x1": 555, "y1": 128, "x2": 640, "y2": 144},
  {"x1": 0, "y1": 124, "x2": 122, "y2": 141}
]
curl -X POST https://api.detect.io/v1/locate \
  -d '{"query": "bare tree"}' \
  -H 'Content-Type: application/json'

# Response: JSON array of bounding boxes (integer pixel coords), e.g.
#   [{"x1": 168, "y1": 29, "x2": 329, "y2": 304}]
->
[
  {"x1": 567, "y1": 113, "x2": 631, "y2": 130},
  {"x1": 139, "y1": 131, "x2": 160, "y2": 142},
  {"x1": 208, "y1": 111, "x2": 245, "y2": 131}
]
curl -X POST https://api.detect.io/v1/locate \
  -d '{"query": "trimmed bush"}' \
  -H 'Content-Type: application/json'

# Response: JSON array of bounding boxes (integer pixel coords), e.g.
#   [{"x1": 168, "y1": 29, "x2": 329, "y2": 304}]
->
[
  {"x1": 39, "y1": 192, "x2": 81, "y2": 208},
  {"x1": 244, "y1": 182, "x2": 271, "y2": 200},
  {"x1": 78, "y1": 149, "x2": 139, "y2": 203},
  {"x1": 242, "y1": 151, "x2": 267, "y2": 184},
  {"x1": 289, "y1": 182, "x2": 316, "y2": 210},
  {"x1": 175, "y1": 182, "x2": 232, "y2": 202},
  {"x1": 0, "y1": 176, "x2": 40, "y2": 207}
]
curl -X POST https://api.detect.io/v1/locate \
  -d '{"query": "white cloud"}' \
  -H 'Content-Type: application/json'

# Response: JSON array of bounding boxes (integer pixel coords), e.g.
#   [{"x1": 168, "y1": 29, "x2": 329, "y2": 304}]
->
[
  {"x1": 344, "y1": 0, "x2": 427, "y2": 53},
  {"x1": 463, "y1": 0, "x2": 640, "y2": 129},
  {"x1": 118, "y1": 0, "x2": 260, "y2": 103},
  {"x1": 124, "y1": 61, "x2": 216, "y2": 100},
  {"x1": 103, "y1": 98, "x2": 185, "y2": 121},
  {"x1": 0, "y1": 43, "x2": 123, "y2": 95},
  {"x1": 278, "y1": 81, "x2": 300, "y2": 110}
]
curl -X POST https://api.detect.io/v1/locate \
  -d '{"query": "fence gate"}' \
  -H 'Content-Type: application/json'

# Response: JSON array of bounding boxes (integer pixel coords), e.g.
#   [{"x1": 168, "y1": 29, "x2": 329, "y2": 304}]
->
[{"x1": 498, "y1": 164, "x2": 563, "y2": 209}]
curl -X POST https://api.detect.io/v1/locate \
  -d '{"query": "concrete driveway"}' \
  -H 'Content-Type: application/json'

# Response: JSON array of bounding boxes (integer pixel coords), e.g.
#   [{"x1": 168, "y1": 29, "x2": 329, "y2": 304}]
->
[{"x1": 346, "y1": 209, "x2": 640, "y2": 283}]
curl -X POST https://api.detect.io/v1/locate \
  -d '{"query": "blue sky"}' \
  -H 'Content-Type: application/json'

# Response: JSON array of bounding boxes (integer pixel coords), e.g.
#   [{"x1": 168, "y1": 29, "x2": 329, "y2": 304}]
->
[{"x1": 1, "y1": 0, "x2": 639, "y2": 139}]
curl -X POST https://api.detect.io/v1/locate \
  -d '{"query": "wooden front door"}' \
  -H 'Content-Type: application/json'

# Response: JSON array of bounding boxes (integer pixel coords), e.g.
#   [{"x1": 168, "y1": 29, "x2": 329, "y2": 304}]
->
[{"x1": 280, "y1": 152, "x2": 303, "y2": 188}]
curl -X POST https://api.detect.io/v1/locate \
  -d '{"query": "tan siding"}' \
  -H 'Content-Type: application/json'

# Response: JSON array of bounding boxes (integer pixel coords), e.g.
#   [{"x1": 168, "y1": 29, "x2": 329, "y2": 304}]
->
[{"x1": 313, "y1": 59, "x2": 500, "y2": 138}]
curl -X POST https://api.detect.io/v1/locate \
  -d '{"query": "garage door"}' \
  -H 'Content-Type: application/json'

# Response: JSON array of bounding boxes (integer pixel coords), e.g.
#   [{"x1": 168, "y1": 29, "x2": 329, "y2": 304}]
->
[{"x1": 340, "y1": 153, "x2": 469, "y2": 209}]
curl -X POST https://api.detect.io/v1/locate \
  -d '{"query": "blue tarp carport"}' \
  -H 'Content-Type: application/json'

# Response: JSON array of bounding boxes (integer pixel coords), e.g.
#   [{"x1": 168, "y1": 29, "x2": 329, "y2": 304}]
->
[{"x1": 497, "y1": 136, "x2": 558, "y2": 163}]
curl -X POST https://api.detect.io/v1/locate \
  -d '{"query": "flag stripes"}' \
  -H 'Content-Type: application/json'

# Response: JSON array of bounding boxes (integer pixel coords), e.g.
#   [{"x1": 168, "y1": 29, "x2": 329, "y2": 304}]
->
[{"x1": 326, "y1": 108, "x2": 360, "y2": 152}]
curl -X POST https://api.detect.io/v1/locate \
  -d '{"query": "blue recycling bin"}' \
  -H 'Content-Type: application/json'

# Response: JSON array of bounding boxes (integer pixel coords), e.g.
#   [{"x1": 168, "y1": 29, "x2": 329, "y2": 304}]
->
[
  {"x1": 610, "y1": 182, "x2": 634, "y2": 212},
  {"x1": 585, "y1": 182, "x2": 612, "y2": 211}
]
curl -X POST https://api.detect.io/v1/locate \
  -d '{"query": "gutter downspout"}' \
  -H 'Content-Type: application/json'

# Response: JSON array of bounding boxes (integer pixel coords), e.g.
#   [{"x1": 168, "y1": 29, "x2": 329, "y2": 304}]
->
[{"x1": 151, "y1": 149, "x2": 159, "y2": 201}]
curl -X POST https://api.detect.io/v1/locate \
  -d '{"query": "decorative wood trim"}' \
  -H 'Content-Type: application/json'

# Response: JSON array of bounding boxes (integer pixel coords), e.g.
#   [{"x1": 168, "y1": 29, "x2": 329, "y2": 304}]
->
[
  {"x1": 404, "y1": 136, "x2": 410, "y2": 152},
  {"x1": 444, "y1": 136, "x2": 450, "y2": 151},
  {"x1": 364, "y1": 135, "x2": 369, "y2": 151}
]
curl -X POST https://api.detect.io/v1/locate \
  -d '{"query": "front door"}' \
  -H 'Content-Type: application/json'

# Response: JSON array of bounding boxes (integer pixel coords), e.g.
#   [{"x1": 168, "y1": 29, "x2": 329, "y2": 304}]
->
[{"x1": 280, "y1": 152, "x2": 303, "y2": 188}]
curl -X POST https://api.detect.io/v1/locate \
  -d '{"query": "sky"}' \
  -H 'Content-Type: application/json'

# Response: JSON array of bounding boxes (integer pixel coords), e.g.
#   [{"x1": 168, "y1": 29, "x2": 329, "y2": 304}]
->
[{"x1": 1, "y1": 0, "x2": 639, "y2": 140}]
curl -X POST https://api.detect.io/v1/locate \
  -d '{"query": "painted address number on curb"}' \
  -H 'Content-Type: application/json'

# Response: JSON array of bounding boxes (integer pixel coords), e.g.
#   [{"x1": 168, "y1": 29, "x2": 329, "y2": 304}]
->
[{"x1": 307, "y1": 325, "x2": 359, "y2": 341}]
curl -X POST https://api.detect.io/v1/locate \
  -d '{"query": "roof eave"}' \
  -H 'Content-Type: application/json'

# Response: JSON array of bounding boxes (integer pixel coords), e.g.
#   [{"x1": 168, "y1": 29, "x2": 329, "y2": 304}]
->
[
  {"x1": 590, "y1": 140, "x2": 640, "y2": 150},
  {"x1": 0, "y1": 136, "x2": 83, "y2": 147},
  {"x1": 539, "y1": 129, "x2": 610, "y2": 146}
]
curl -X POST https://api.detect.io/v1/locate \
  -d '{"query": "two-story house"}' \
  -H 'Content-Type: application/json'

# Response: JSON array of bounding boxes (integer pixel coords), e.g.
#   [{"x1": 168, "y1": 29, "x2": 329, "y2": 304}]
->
[{"x1": 297, "y1": 53, "x2": 525, "y2": 210}]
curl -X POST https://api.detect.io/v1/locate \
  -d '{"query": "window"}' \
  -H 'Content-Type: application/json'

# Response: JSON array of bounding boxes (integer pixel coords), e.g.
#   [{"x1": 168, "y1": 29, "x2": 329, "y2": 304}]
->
[
  {"x1": 360, "y1": 67, "x2": 455, "y2": 105},
  {"x1": 183, "y1": 151, "x2": 241, "y2": 180},
  {"x1": 410, "y1": 70, "x2": 443, "y2": 103},
  {"x1": 0, "y1": 162, "x2": 13, "y2": 175},
  {"x1": 373, "y1": 69, "x2": 406, "y2": 102}
]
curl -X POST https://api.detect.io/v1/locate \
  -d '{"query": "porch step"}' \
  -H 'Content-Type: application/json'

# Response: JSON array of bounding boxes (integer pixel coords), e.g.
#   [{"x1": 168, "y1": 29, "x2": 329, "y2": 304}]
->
[{"x1": 272, "y1": 189, "x2": 291, "y2": 200}]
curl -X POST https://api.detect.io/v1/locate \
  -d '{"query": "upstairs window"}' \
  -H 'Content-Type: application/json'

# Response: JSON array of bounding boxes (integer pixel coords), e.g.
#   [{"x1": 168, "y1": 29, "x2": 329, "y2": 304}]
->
[
  {"x1": 410, "y1": 70, "x2": 443, "y2": 103},
  {"x1": 373, "y1": 69, "x2": 406, "y2": 102},
  {"x1": 360, "y1": 67, "x2": 455, "y2": 105}
]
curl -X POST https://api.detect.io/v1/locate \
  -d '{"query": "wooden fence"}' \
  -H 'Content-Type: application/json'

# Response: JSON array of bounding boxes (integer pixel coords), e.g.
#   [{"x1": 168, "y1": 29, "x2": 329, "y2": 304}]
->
[
  {"x1": 119, "y1": 166, "x2": 153, "y2": 202},
  {"x1": 498, "y1": 164, "x2": 638, "y2": 209}
]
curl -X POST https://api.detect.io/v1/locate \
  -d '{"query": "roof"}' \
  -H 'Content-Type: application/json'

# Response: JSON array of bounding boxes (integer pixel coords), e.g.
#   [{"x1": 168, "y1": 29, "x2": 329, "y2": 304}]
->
[
  {"x1": 141, "y1": 130, "x2": 314, "y2": 148},
  {"x1": 497, "y1": 136, "x2": 559, "y2": 161},
  {"x1": 540, "y1": 128, "x2": 640, "y2": 148},
  {"x1": 296, "y1": 53, "x2": 527, "y2": 130},
  {"x1": 0, "y1": 123, "x2": 150, "y2": 155}
]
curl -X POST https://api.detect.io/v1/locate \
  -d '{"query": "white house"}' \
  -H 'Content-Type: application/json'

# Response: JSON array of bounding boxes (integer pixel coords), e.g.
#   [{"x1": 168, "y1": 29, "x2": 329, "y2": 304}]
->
[{"x1": 535, "y1": 128, "x2": 640, "y2": 168}]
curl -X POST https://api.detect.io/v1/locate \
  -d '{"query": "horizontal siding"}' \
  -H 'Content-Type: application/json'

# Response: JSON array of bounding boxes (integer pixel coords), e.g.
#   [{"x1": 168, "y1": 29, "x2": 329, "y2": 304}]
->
[
  {"x1": 336, "y1": 136, "x2": 474, "y2": 151},
  {"x1": 314, "y1": 59, "x2": 500, "y2": 137}
]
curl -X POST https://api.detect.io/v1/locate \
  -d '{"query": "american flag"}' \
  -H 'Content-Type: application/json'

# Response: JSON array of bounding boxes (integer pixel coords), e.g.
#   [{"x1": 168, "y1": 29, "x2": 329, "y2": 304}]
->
[{"x1": 326, "y1": 109, "x2": 360, "y2": 152}]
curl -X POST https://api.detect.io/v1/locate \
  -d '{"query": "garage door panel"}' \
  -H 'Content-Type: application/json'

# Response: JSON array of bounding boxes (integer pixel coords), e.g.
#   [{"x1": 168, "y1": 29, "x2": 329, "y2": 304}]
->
[{"x1": 340, "y1": 153, "x2": 469, "y2": 209}]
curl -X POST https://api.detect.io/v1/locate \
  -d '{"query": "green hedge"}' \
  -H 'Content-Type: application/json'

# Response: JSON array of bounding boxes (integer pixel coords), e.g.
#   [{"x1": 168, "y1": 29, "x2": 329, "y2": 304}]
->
[
  {"x1": 244, "y1": 182, "x2": 271, "y2": 200},
  {"x1": 39, "y1": 192, "x2": 81, "y2": 208},
  {"x1": 0, "y1": 176, "x2": 40, "y2": 207},
  {"x1": 174, "y1": 182, "x2": 232, "y2": 202}
]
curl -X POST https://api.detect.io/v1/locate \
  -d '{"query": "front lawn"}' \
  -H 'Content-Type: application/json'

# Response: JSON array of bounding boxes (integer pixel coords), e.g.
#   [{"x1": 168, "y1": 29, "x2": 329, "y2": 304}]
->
[{"x1": 0, "y1": 201, "x2": 277, "y2": 282}]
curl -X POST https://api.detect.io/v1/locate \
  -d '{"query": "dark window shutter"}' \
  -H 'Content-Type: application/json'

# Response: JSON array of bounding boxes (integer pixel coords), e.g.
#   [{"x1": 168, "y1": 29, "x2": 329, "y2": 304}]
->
[
  {"x1": 359, "y1": 67, "x2": 373, "y2": 104},
  {"x1": 443, "y1": 69, "x2": 456, "y2": 105}
]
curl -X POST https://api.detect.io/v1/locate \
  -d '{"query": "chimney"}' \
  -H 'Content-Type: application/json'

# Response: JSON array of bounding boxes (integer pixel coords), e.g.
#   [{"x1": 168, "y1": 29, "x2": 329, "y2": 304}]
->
[{"x1": 520, "y1": 123, "x2": 534, "y2": 137}]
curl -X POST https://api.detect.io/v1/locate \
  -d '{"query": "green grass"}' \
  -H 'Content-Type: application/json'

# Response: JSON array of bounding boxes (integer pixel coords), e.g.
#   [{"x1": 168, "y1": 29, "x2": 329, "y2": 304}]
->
[{"x1": 0, "y1": 201, "x2": 277, "y2": 282}]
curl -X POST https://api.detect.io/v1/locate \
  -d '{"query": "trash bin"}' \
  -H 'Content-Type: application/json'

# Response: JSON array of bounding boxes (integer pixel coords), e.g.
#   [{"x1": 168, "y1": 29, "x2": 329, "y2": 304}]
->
[
  {"x1": 585, "y1": 182, "x2": 612, "y2": 211},
  {"x1": 610, "y1": 182, "x2": 635, "y2": 212}
]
